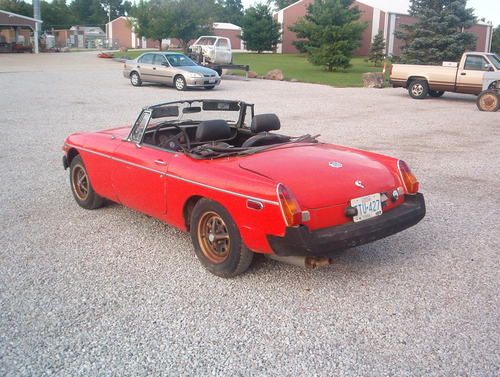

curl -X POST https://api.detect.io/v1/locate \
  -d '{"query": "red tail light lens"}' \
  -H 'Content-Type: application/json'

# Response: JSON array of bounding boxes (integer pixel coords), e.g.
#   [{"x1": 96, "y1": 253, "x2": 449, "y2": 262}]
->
[
  {"x1": 277, "y1": 184, "x2": 302, "y2": 227},
  {"x1": 398, "y1": 160, "x2": 419, "y2": 194}
]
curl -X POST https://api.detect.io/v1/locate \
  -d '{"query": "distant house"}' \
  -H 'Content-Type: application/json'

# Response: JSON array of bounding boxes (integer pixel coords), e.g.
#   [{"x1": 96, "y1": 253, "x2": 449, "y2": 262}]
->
[
  {"x1": 275, "y1": 0, "x2": 493, "y2": 56},
  {"x1": 0, "y1": 10, "x2": 41, "y2": 53},
  {"x1": 106, "y1": 17, "x2": 245, "y2": 50}
]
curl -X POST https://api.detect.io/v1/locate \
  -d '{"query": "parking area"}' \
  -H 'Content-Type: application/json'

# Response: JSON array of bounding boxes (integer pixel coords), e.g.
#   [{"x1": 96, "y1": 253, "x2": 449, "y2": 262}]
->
[{"x1": 0, "y1": 52, "x2": 498, "y2": 376}]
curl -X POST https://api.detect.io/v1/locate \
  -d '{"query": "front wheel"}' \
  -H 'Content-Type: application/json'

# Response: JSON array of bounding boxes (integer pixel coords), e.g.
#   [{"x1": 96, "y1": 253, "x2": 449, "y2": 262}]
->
[
  {"x1": 70, "y1": 155, "x2": 105, "y2": 209},
  {"x1": 190, "y1": 199, "x2": 254, "y2": 278},
  {"x1": 429, "y1": 90, "x2": 444, "y2": 98},
  {"x1": 477, "y1": 90, "x2": 500, "y2": 112},
  {"x1": 408, "y1": 79, "x2": 429, "y2": 99},
  {"x1": 174, "y1": 75, "x2": 187, "y2": 91},
  {"x1": 130, "y1": 72, "x2": 142, "y2": 87}
]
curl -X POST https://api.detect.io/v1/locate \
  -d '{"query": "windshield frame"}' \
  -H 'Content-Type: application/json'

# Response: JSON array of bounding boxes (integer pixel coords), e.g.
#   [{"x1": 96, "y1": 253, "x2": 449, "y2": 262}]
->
[{"x1": 487, "y1": 54, "x2": 500, "y2": 70}]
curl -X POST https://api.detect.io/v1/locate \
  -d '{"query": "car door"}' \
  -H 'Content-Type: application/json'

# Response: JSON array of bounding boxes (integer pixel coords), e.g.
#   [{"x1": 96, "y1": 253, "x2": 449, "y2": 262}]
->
[
  {"x1": 215, "y1": 38, "x2": 231, "y2": 64},
  {"x1": 111, "y1": 110, "x2": 172, "y2": 219},
  {"x1": 456, "y1": 55, "x2": 490, "y2": 94},
  {"x1": 137, "y1": 53, "x2": 155, "y2": 81},
  {"x1": 153, "y1": 54, "x2": 174, "y2": 85}
]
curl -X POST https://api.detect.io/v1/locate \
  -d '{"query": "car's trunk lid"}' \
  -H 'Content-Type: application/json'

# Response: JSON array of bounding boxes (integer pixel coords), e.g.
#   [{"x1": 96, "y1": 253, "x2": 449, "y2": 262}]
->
[{"x1": 238, "y1": 144, "x2": 399, "y2": 209}]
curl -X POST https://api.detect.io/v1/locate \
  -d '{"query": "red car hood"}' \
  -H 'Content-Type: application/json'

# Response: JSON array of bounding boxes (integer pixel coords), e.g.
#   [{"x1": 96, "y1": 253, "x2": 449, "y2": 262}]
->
[{"x1": 239, "y1": 144, "x2": 400, "y2": 209}]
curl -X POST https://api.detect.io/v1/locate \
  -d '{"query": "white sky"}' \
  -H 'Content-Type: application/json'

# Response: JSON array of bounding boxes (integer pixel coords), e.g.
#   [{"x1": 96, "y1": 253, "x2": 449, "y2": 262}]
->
[{"x1": 244, "y1": 0, "x2": 500, "y2": 26}]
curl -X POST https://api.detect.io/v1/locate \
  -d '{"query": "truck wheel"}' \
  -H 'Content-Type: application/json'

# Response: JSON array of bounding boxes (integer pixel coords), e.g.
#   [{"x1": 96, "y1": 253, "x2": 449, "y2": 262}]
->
[
  {"x1": 477, "y1": 90, "x2": 500, "y2": 112},
  {"x1": 429, "y1": 90, "x2": 444, "y2": 98},
  {"x1": 190, "y1": 198, "x2": 254, "y2": 278},
  {"x1": 408, "y1": 80, "x2": 429, "y2": 99}
]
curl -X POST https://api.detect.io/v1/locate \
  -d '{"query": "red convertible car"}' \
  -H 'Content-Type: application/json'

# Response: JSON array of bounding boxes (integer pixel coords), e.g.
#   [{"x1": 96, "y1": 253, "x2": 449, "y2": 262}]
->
[{"x1": 63, "y1": 99, "x2": 425, "y2": 277}]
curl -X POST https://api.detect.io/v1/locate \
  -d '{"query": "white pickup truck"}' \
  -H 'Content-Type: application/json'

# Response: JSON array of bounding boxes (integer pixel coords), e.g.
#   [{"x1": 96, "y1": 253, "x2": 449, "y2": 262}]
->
[{"x1": 390, "y1": 52, "x2": 500, "y2": 99}]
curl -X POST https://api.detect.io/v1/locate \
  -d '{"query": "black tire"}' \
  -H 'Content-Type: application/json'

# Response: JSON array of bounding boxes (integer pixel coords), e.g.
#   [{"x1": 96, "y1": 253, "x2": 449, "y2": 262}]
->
[
  {"x1": 190, "y1": 199, "x2": 254, "y2": 278},
  {"x1": 130, "y1": 71, "x2": 142, "y2": 87},
  {"x1": 429, "y1": 90, "x2": 445, "y2": 98},
  {"x1": 174, "y1": 75, "x2": 187, "y2": 91},
  {"x1": 408, "y1": 79, "x2": 429, "y2": 99},
  {"x1": 476, "y1": 90, "x2": 500, "y2": 112},
  {"x1": 69, "y1": 155, "x2": 105, "y2": 210},
  {"x1": 204, "y1": 85, "x2": 215, "y2": 90}
]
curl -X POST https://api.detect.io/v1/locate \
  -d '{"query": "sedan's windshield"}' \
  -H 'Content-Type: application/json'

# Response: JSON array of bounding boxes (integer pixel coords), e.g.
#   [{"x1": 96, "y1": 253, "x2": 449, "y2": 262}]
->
[
  {"x1": 488, "y1": 54, "x2": 500, "y2": 70},
  {"x1": 166, "y1": 54, "x2": 197, "y2": 67}
]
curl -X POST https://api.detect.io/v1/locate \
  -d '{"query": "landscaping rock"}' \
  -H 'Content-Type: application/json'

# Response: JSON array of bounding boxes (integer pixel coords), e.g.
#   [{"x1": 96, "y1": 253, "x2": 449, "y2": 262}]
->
[
  {"x1": 248, "y1": 71, "x2": 258, "y2": 79},
  {"x1": 362, "y1": 72, "x2": 385, "y2": 88},
  {"x1": 265, "y1": 69, "x2": 284, "y2": 81},
  {"x1": 61, "y1": 47, "x2": 70, "y2": 53},
  {"x1": 290, "y1": 78, "x2": 298, "y2": 82}
]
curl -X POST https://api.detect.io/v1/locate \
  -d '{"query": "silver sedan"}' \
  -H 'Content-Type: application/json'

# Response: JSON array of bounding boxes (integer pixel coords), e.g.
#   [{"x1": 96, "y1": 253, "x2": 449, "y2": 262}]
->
[{"x1": 123, "y1": 52, "x2": 221, "y2": 91}]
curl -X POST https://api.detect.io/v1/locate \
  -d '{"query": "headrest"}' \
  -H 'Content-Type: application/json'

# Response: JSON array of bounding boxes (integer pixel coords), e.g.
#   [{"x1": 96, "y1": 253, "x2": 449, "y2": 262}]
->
[
  {"x1": 195, "y1": 119, "x2": 231, "y2": 142},
  {"x1": 250, "y1": 114, "x2": 281, "y2": 133}
]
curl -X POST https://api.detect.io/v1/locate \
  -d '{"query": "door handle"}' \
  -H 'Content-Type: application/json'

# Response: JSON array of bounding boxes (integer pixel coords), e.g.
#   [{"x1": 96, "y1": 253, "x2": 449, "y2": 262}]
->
[
  {"x1": 461, "y1": 72, "x2": 466, "y2": 76},
  {"x1": 153, "y1": 67, "x2": 156, "y2": 70},
  {"x1": 137, "y1": 65, "x2": 140, "y2": 68},
  {"x1": 154, "y1": 159, "x2": 167, "y2": 165}
]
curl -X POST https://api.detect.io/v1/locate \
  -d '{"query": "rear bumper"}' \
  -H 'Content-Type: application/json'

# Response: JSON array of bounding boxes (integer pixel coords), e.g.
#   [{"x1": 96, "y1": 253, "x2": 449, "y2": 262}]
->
[
  {"x1": 267, "y1": 193, "x2": 426, "y2": 256},
  {"x1": 390, "y1": 79, "x2": 406, "y2": 88}
]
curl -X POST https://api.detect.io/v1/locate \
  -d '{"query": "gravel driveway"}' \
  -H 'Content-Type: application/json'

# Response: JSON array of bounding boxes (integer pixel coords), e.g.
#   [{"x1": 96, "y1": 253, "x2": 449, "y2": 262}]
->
[{"x1": 0, "y1": 52, "x2": 498, "y2": 376}]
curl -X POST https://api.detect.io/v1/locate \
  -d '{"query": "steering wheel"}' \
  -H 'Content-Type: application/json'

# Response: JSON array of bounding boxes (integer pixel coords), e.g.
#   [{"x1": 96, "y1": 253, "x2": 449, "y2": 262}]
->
[{"x1": 153, "y1": 124, "x2": 191, "y2": 151}]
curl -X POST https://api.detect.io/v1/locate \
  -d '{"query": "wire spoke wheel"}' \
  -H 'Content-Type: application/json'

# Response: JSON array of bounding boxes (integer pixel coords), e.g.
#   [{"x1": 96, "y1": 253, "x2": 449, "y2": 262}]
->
[
  {"x1": 71, "y1": 165, "x2": 89, "y2": 201},
  {"x1": 197, "y1": 211, "x2": 231, "y2": 264}
]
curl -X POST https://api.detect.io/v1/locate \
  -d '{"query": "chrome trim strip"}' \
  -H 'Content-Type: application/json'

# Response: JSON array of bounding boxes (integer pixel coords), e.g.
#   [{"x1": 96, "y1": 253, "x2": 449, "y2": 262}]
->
[{"x1": 65, "y1": 143, "x2": 279, "y2": 206}]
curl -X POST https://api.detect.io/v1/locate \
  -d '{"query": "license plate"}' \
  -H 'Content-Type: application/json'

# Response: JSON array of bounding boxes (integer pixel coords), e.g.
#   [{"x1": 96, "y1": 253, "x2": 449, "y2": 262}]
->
[
  {"x1": 351, "y1": 193, "x2": 383, "y2": 223},
  {"x1": 209, "y1": 77, "x2": 216, "y2": 83}
]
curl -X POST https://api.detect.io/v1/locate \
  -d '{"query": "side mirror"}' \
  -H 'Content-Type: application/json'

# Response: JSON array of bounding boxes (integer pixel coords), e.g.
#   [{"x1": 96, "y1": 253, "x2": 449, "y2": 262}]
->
[
  {"x1": 161, "y1": 61, "x2": 169, "y2": 67},
  {"x1": 485, "y1": 64, "x2": 494, "y2": 72}
]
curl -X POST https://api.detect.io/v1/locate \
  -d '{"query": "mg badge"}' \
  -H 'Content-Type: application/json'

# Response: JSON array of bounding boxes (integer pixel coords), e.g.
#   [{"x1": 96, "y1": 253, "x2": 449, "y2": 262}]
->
[
  {"x1": 329, "y1": 161, "x2": 343, "y2": 168},
  {"x1": 355, "y1": 180, "x2": 365, "y2": 189}
]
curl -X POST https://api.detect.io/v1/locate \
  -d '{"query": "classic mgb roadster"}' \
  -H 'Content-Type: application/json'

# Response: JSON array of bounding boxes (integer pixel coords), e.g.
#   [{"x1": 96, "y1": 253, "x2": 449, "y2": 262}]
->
[{"x1": 63, "y1": 99, "x2": 425, "y2": 277}]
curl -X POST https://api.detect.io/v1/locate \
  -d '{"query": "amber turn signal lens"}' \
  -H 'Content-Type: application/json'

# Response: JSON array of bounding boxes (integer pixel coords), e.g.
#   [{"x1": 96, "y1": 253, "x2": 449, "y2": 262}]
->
[
  {"x1": 398, "y1": 160, "x2": 419, "y2": 194},
  {"x1": 277, "y1": 184, "x2": 302, "y2": 227}
]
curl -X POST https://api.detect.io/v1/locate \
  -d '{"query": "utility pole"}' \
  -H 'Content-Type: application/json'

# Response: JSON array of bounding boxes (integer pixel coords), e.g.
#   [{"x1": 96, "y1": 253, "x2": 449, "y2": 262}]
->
[{"x1": 33, "y1": 0, "x2": 41, "y2": 53}]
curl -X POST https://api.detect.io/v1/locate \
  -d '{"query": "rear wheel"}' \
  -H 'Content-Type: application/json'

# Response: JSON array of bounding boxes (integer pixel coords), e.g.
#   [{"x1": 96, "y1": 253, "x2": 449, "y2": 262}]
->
[
  {"x1": 408, "y1": 79, "x2": 429, "y2": 99},
  {"x1": 130, "y1": 72, "x2": 142, "y2": 87},
  {"x1": 429, "y1": 90, "x2": 444, "y2": 98},
  {"x1": 174, "y1": 75, "x2": 186, "y2": 91},
  {"x1": 70, "y1": 155, "x2": 105, "y2": 209},
  {"x1": 477, "y1": 90, "x2": 500, "y2": 112},
  {"x1": 190, "y1": 199, "x2": 253, "y2": 278}
]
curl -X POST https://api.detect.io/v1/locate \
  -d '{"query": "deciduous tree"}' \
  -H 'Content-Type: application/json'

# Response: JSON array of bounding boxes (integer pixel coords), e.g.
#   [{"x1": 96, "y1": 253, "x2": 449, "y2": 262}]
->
[{"x1": 290, "y1": 0, "x2": 366, "y2": 71}]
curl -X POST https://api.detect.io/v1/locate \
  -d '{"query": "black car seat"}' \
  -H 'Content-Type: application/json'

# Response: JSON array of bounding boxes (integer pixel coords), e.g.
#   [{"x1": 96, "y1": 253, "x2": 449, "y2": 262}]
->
[
  {"x1": 195, "y1": 119, "x2": 232, "y2": 148},
  {"x1": 241, "y1": 114, "x2": 290, "y2": 148}
]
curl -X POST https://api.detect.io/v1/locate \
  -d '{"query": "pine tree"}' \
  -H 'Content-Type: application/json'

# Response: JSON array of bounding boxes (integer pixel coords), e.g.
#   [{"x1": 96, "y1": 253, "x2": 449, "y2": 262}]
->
[
  {"x1": 396, "y1": 0, "x2": 477, "y2": 64},
  {"x1": 368, "y1": 30, "x2": 385, "y2": 66},
  {"x1": 289, "y1": 0, "x2": 366, "y2": 71},
  {"x1": 492, "y1": 25, "x2": 500, "y2": 54},
  {"x1": 241, "y1": 4, "x2": 281, "y2": 53}
]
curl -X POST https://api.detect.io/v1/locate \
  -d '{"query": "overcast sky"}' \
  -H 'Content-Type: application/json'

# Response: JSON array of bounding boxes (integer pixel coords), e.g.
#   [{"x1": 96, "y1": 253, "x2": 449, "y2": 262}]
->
[{"x1": 243, "y1": 0, "x2": 500, "y2": 26}]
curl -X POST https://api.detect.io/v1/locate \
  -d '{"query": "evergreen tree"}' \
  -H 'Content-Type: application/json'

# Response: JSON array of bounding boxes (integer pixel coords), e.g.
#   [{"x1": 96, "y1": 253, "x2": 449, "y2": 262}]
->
[
  {"x1": 396, "y1": 0, "x2": 477, "y2": 64},
  {"x1": 368, "y1": 30, "x2": 385, "y2": 66},
  {"x1": 290, "y1": 0, "x2": 366, "y2": 71},
  {"x1": 240, "y1": 3, "x2": 281, "y2": 53},
  {"x1": 492, "y1": 25, "x2": 500, "y2": 54}
]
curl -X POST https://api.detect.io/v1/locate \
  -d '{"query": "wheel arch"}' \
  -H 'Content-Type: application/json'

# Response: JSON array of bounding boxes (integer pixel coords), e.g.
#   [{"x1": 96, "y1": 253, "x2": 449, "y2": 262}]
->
[
  {"x1": 67, "y1": 148, "x2": 80, "y2": 166},
  {"x1": 130, "y1": 70, "x2": 139, "y2": 78},
  {"x1": 183, "y1": 195, "x2": 204, "y2": 231},
  {"x1": 407, "y1": 76, "x2": 428, "y2": 86}
]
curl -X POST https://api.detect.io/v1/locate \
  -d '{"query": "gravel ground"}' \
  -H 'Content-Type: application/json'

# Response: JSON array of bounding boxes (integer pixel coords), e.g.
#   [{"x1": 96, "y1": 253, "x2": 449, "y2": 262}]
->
[{"x1": 0, "y1": 52, "x2": 499, "y2": 376}]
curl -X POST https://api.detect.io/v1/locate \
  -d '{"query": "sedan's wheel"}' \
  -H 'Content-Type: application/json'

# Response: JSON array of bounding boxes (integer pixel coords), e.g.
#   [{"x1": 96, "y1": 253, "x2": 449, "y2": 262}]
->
[
  {"x1": 476, "y1": 90, "x2": 500, "y2": 112},
  {"x1": 191, "y1": 199, "x2": 253, "y2": 277},
  {"x1": 175, "y1": 75, "x2": 186, "y2": 91},
  {"x1": 408, "y1": 80, "x2": 429, "y2": 99},
  {"x1": 429, "y1": 90, "x2": 444, "y2": 98},
  {"x1": 130, "y1": 72, "x2": 142, "y2": 87},
  {"x1": 70, "y1": 155, "x2": 104, "y2": 210}
]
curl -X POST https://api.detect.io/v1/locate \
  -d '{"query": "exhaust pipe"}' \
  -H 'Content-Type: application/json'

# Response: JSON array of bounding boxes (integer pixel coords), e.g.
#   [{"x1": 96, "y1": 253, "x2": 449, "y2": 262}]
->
[{"x1": 267, "y1": 255, "x2": 332, "y2": 269}]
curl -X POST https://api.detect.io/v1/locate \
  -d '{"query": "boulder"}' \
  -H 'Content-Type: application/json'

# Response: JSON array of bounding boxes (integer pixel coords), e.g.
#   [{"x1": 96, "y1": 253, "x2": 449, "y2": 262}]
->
[
  {"x1": 248, "y1": 71, "x2": 258, "y2": 79},
  {"x1": 265, "y1": 69, "x2": 284, "y2": 81},
  {"x1": 362, "y1": 72, "x2": 385, "y2": 88}
]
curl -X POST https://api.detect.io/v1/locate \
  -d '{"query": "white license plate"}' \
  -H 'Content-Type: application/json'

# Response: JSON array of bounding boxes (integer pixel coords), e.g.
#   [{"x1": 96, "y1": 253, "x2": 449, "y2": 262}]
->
[
  {"x1": 351, "y1": 193, "x2": 383, "y2": 223},
  {"x1": 209, "y1": 77, "x2": 216, "y2": 83}
]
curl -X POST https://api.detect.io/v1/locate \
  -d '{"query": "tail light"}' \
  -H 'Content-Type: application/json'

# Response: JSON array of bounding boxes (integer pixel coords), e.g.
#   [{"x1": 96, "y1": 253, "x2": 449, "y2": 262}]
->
[
  {"x1": 277, "y1": 183, "x2": 302, "y2": 227},
  {"x1": 389, "y1": 64, "x2": 393, "y2": 76},
  {"x1": 398, "y1": 160, "x2": 419, "y2": 194}
]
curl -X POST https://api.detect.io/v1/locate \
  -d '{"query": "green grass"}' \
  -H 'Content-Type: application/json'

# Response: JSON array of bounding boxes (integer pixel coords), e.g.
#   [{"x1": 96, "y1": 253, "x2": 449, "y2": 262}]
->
[
  {"x1": 232, "y1": 53, "x2": 388, "y2": 87},
  {"x1": 112, "y1": 49, "x2": 159, "y2": 59}
]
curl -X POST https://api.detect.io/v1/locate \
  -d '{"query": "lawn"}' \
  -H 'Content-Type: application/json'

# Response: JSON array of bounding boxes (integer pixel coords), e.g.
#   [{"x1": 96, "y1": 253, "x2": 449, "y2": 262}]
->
[{"x1": 232, "y1": 53, "x2": 387, "y2": 87}]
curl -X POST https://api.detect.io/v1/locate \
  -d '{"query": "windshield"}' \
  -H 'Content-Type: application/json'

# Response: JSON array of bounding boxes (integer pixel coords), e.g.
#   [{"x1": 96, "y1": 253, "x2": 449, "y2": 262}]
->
[
  {"x1": 488, "y1": 54, "x2": 500, "y2": 70},
  {"x1": 195, "y1": 37, "x2": 216, "y2": 46},
  {"x1": 166, "y1": 54, "x2": 197, "y2": 67}
]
